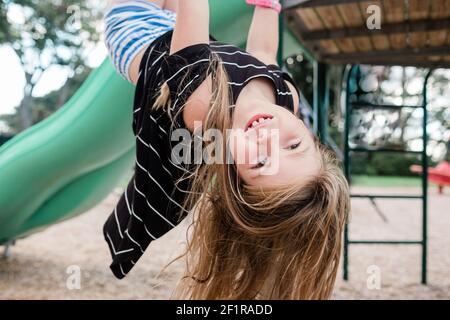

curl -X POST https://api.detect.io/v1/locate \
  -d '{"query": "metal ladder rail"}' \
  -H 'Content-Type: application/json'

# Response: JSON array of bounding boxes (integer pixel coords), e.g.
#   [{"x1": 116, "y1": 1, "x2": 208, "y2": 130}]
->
[{"x1": 342, "y1": 65, "x2": 431, "y2": 284}]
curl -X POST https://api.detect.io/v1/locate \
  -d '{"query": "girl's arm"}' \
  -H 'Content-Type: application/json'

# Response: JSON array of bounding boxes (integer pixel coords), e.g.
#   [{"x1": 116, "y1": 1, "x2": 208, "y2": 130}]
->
[
  {"x1": 170, "y1": 0, "x2": 210, "y2": 55},
  {"x1": 246, "y1": 6, "x2": 279, "y2": 66}
]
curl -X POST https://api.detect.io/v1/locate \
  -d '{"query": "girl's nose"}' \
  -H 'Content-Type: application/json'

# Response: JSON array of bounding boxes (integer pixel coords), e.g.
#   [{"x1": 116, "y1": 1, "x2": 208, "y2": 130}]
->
[
  {"x1": 257, "y1": 128, "x2": 279, "y2": 144},
  {"x1": 256, "y1": 129, "x2": 280, "y2": 158}
]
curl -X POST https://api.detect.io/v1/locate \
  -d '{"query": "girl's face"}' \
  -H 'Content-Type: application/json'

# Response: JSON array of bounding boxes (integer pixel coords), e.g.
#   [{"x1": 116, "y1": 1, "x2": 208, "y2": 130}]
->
[{"x1": 230, "y1": 97, "x2": 321, "y2": 186}]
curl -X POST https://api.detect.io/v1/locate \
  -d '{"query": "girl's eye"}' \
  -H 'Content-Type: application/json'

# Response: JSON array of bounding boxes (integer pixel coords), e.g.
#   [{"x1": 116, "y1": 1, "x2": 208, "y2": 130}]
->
[
  {"x1": 288, "y1": 141, "x2": 301, "y2": 150},
  {"x1": 251, "y1": 157, "x2": 267, "y2": 169}
]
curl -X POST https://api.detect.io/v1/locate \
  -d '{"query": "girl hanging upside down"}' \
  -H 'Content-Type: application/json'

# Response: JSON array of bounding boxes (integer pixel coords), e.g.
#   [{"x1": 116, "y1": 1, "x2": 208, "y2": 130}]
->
[{"x1": 103, "y1": 0, "x2": 350, "y2": 299}]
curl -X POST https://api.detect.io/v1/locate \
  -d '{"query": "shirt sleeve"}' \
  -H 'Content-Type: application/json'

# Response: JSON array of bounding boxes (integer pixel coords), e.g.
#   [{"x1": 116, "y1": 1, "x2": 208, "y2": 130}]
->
[
  {"x1": 160, "y1": 43, "x2": 213, "y2": 124},
  {"x1": 267, "y1": 63, "x2": 301, "y2": 99}
]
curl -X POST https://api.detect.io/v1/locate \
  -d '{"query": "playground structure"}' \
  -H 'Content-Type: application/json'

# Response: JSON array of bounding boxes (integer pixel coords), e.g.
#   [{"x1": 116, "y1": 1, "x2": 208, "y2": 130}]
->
[
  {"x1": 283, "y1": 0, "x2": 450, "y2": 285},
  {"x1": 1, "y1": 0, "x2": 449, "y2": 285}
]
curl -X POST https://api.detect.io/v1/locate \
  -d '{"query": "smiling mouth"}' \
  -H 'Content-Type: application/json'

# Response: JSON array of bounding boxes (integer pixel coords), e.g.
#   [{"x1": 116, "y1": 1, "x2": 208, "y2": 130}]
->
[{"x1": 244, "y1": 114, "x2": 274, "y2": 132}]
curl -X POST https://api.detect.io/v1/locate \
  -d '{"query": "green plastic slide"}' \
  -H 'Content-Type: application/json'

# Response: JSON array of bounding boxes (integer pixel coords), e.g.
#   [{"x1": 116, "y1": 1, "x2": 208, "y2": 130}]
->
[{"x1": 0, "y1": 0, "x2": 304, "y2": 244}]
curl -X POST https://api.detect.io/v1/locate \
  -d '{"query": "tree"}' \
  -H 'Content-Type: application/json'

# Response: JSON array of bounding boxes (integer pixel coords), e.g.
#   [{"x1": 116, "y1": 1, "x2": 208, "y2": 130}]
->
[
  {"x1": 0, "y1": 65, "x2": 92, "y2": 135},
  {"x1": 0, "y1": 0, "x2": 103, "y2": 130},
  {"x1": 346, "y1": 65, "x2": 449, "y2": 175}
]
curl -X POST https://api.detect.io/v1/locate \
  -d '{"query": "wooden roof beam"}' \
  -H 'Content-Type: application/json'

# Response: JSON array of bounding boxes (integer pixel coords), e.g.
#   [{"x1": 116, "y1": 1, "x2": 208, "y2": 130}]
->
[
  {"x1": 300, "y1": 18, "x2": 450, "y2": 41},
  {"x1": 322, "y1": 45, "x2": 450, "y2": 61},
  {"x1": 323, "y1": 54, "x2": 450, "y2": 69},
  {"x1": 325, "y1": 59, "x2": 450, "y2": 69},
  {"x1": 284, "y1": 0, "x2": 366, "y2": 10}
]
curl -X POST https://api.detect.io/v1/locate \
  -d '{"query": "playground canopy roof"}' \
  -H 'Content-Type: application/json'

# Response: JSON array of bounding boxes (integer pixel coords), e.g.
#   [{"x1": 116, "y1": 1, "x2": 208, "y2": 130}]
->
[{"x1": 284, "y1": 0, "x2": 450, "y2": 69}]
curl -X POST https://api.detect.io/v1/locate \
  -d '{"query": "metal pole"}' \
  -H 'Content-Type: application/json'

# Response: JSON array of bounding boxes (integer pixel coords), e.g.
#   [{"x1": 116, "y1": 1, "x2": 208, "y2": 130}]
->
[
  {"x1": 313, "y1": 62, "x2": 329, "y2": 141},
  {"x1": 277, "y1": 0, "x2": 285, "y2": 67},
  {"x1": 2, "y1": 240, "x2": 15, "y2": 259},
  {"x1": 421, "y1": 69, "x2": 432, "y2": 285},
  {"x1": 342, "y1": 64, "x2": 355, "y2": 281}
]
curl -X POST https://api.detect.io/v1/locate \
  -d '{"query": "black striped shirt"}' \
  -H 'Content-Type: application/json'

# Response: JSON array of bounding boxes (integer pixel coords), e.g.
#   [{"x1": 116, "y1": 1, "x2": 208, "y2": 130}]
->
[{"x1": 103, "y1": 30, "x2": 299, "y2": 279}]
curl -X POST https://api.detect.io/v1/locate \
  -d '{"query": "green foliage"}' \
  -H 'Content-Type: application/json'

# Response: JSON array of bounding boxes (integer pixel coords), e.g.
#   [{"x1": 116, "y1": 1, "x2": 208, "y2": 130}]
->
[
  {"x1": 1, "y1": 0, "x2": 101, "y2": 65},
  {"x1": 352, "y1": 175, "x2": 421, "y2": 187},
  {"x1": 0, "y1": 66, "x2": 92, "y2": 134},
  {"x1": 0, "y1": 2, "x2": 8, "y2": 42},
  {"x1": 350, "y1": 152, "x2": 432, "y2": 177}
]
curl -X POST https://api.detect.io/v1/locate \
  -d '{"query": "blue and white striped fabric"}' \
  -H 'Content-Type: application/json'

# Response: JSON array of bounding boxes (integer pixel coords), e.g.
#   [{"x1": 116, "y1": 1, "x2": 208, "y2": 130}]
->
[{"x1": 104, "y1": 1, "x2": 176, "y2": 82}]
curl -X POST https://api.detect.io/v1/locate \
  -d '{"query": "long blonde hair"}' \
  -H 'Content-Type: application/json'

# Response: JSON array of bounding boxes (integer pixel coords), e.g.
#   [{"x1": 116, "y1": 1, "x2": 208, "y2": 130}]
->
[{"x1": 152, "y1": 52, "x2": 350, "y2": 300}]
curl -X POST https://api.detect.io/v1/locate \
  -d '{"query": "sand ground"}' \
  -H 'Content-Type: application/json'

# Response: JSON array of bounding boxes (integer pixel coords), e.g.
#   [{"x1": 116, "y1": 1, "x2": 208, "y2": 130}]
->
[{"x1": 1, "y1": 186, "x2": 449, "y2": 299}]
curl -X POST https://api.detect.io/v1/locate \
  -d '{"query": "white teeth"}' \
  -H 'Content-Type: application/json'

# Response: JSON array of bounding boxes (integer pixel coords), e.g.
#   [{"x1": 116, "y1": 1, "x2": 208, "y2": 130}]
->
[{"x1": 248, "y1": 117, "x2": 272, "y2": 131}]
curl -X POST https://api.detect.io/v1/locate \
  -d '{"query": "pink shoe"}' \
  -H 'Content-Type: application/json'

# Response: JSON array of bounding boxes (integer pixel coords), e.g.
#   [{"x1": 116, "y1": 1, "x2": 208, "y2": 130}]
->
[{"x1": 246, "y1": 0, "x2": 282, "y2": 13}]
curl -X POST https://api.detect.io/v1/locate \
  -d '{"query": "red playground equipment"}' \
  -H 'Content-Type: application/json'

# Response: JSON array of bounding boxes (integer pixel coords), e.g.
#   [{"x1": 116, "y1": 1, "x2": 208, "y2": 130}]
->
[{"x1": 411, "y1": 161, "x2": 450, "y2": 194}]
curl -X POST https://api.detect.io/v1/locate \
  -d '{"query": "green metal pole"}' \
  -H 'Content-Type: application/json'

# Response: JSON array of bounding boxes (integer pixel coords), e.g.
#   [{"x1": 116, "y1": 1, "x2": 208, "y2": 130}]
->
[
  {"x1": 421, "y1": 69, "x2": 432, "y2": 285},
  {"x1": 277, "y1": 0, "x2": 285, "y2": 67},
  {"x1": 313, "y1": 61, "x2": 329, "y2": 142},
  {"x1": 343, "y1": 64, "x2": 355, "y2": 281}
]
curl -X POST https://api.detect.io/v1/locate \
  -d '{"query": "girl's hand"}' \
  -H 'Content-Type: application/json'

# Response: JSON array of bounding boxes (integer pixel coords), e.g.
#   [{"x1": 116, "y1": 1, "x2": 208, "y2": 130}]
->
[{"x1": 246, "y1": 0, "x2": 282, "y2": 13}]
